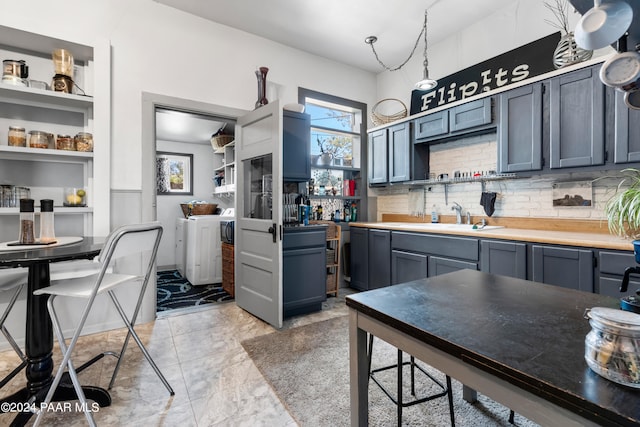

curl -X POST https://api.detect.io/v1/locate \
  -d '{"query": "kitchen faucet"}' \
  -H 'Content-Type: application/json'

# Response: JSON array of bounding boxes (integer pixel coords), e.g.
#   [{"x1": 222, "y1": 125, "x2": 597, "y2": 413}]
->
[{"x1": 451, "y1": 202, "x2": 463, "y2": 224}]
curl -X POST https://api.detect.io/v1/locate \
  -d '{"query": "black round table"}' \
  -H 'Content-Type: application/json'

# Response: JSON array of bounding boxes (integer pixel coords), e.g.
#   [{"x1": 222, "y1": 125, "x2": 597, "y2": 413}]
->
[{"x1": 0, "y1": 237, "x2": 110, "y2": 426}]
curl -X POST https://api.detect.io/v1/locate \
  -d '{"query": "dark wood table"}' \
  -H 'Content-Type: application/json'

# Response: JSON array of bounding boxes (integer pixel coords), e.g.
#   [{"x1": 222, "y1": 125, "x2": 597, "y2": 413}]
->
[
  {"x1": 0, "y1": 237, "x2": 108, "y2": 426},
  {"x1": 346, "y1": 269, "x2": 640, "y2": 427}
]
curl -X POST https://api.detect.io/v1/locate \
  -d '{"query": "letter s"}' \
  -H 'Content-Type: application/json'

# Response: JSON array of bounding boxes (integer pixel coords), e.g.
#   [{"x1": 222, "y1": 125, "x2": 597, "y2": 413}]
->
[{"x1": 511, "y1": 64, "x2": 530, "y2": 82}]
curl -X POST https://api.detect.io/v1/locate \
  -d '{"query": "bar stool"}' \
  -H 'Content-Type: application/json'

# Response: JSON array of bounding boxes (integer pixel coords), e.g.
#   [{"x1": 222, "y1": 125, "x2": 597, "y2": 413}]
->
[
  {"x1": 0, "y1": 269, "x2": 28, "y2": 388},
  {"x1": 368, "y1": 335, "x2": 455, "y2": 426}
]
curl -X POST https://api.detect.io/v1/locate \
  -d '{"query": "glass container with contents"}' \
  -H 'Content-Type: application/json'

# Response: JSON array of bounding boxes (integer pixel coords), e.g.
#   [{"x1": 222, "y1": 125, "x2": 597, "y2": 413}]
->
[
  {"x1": 18, "y1": 198, "x2": 35, "y2": 244},
  {"x1": 55, "y1": 134, "x2": 75, "y2": 151},
  {"x1": 39, "y1": 199, "x2": 56, "y2": 243},
  {"x1": 8, "y1": 126, "x2": 26, "y2": 147},
  {"x1": 28, "y1": 131, "x2": 50, "y2": 149},
  {"x1": 74, "y1": 132, "x2": 93, "y2": 152}
]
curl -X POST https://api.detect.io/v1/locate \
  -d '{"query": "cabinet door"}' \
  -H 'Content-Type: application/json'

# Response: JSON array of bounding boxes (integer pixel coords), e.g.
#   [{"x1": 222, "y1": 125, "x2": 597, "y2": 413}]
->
[
  {"x1": 388, "y1": 122, "x2": 410, "y2": 182},
  {"x1": 532, "y1": 245, "x2": 593, "y2": 292},
  {"x1": 283, "y1": 110, "x2": 311, "y2": 181},
  {"x1": 480, "y1": 240, "x2": 527, "y2": 279},
  {"x1": 368, "y1": 129, "x2": 388, "y2": 184},
  {"x1": 549, "y1": 66, "x2": 605, "y2": 168},
  {"x1": 368, "y1": 229, "x2": 391, "y2": 289},
  {"x1": 614, "y1": 90, "x2": 640, "y2": 163},
  {"x1": 450, "y1": 98, "x2": 492, "y2": 132},
  {"x1": 498, "y1": 84, "x2": 542, "y2": 172},
  {"x1": 428, "y1": 256, "x2": 477, "y2": 277},
  {"x1": 350, "y1": 227, "x2": 369, "y2": 291},
  {"x1": 414, "y1": 110, "x2": 449, "y2": 140},
  {"x1": 283, "y1": 246, "x2": 326, "y2": 316},
  {"x1": 392, "y1": 250, "x2": 428, "y2": 285}
]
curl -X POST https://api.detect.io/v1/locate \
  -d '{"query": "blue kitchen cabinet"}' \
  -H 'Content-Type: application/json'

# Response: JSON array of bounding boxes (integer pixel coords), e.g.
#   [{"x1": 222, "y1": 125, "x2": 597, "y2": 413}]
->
[
  {"x1": 283, "y1": 110, "x2": 311, "y2": 181},
  {"x1": 549, "y1": 65, "x2": 605, "y2": 169},
  {"x1": 613, "y1": 90, "x2": 640, "y2": 164},
  {"x1": 532, "y1": 245, "x2": 594, "y2": 292},
  {"x1": 413, "y1": 98, "x2": 493, "y2": 143},
  {"x1": 498, "y1": 84, "x2": 543, "y2": 173},
  {"x1": 350, "y1": 226, "x2": 369, "y2": 291},
  {"x1": 283, "y1": 227, "x2": 326, "y2": 317},
  {"x1": 368, "y1": 122, "x2": 411, "y2": 185},
  {"x1": 480, "y1": 240, "x2": 527, "y2": 279},
  {"x1": 391, "y1": 250, "x2": 428, "y2": 284},
  {"x1": 368, "y1": 229, "x2": 391, "y2": 289}
]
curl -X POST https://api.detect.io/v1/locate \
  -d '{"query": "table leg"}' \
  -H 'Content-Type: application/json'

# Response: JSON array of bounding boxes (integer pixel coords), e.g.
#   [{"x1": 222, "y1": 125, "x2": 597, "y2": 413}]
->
[
  {"x1": 0, "y1": 262, "x2": 110, "y2": 426},
  {"x1": 349, "y1": 309, "x2": 368, "y2": 427}
]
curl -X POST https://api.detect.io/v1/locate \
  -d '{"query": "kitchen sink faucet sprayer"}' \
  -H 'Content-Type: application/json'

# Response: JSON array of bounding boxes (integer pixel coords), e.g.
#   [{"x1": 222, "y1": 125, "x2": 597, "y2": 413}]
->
[{"x1": 451, "y1": 202, "x2": 462, "y2": 224}]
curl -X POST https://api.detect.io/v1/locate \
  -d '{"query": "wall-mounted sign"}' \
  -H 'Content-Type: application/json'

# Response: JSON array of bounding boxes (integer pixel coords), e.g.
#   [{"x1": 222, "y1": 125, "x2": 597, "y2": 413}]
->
[{"x1": 410, "y1": 32, "x2": 561, "y2": 115}]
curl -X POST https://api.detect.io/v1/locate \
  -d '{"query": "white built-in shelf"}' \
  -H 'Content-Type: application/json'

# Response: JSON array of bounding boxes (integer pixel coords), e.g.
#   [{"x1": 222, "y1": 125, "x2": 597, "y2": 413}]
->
[
  {"x1": 0, "y1": 145, "x2": 93, "y2": 162},
  {"x1": 0, "y1": 207, "x2": 93, "y2": 215},
  {"x1": 0, "y1": 83, "x2": 93, "y2": 110}
]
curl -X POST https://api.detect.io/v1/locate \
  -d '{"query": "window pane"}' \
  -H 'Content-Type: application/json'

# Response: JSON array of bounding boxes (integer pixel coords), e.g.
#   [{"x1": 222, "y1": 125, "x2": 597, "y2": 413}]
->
[{"x1": 306, "y1": 103, "x2": 359, "y2": 133}]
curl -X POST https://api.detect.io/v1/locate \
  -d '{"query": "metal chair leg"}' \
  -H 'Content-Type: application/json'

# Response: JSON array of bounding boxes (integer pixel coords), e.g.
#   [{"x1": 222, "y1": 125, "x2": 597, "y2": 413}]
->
[
  {"x1": 0, "y1": 285, "x2": 26, "y2": 362},
  {"x1": 107, "y1": 290, "x2": 174, "y2": 395}
]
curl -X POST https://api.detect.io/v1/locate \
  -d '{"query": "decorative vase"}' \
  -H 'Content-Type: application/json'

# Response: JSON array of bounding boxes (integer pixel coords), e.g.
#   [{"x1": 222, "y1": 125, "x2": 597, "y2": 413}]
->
[
  {"x1": 255, "y1": 66, "x2": 269, "y2": 109},
  {"x1": 553, "y1": 32, "x2": 592, "y2": 69}
]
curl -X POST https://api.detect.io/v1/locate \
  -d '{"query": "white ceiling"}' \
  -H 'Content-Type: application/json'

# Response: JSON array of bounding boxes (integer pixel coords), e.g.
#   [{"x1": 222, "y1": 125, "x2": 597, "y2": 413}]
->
[
  {"x1": 154, "y1": 0, "x2": 516, "y2": 73},
  {"x1": 153, "y1": 0, "x2": 517, "y2": 144}
]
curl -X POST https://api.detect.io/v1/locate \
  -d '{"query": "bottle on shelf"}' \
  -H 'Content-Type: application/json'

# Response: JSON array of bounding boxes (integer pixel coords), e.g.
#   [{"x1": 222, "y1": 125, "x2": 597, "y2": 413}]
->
[
  {"x1": 19, "y1": 199, "x2": 35, "y2": 244},
  {"x1": 39, "y1": 199, "x2": 56, "y2": 243}
]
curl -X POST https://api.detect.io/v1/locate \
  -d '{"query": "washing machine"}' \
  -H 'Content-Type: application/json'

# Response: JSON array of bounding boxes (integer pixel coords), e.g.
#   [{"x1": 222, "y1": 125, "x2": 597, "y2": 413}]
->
[
  {"x1": 185, "y1": 215, "x2": 223, "y2": 286},
  {"x1": 183, "y1": 209, "x2": 235, "y2": 286}
]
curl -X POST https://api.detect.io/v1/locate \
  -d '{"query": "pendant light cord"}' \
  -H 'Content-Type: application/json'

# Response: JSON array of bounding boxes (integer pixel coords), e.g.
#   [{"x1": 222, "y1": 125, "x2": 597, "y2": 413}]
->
[{"x1": 367, "y1": 11, "x2": 427, "y2": 72}]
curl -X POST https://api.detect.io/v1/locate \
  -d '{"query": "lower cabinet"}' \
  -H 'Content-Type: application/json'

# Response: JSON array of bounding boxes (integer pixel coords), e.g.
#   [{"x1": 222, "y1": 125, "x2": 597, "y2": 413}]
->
[
  {"x1": 480, "y1": 240, "x2": 527, "y2": 279},
  {"x1": 391, "y1": 250, "x2": 427, "y2": 284},
  {"x1": 369, "y1": 229, "x2": 391, "y2": 289},
  {"x1": 221, "y1": 242, "x2": 235, "y2": 298},
  {"x1": 350, "y1": 227, "x2": 369, "y2": 291},
  {"x1": 598, "y1": 250, "x2": 640, "y2": 298},
  {"x1": 532, "y1": 245, "x2": 594, "y2": 292},
  {"x1": 428, "y1": 256, "x2": 477, "y2": 277},
  {"x1": 283, "y1": 228, "x2": 327, "y2": 317}
]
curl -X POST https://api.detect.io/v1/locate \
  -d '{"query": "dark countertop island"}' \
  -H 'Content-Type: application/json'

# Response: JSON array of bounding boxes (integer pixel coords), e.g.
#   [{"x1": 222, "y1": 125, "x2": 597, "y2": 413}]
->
[{"x1": 346, "y1": 269, "x2": 640, "y2": 426}]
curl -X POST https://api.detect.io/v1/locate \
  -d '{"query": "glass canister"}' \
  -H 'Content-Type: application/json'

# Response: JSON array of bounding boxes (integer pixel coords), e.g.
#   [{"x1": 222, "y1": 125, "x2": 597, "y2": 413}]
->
[
  {"x1": 55, "y1": 134, "x2": 75, "y2": 151},
  {"x1": 584, "y1": 307, "x2": 640, "y2": 388},
  {"x1": 28, "y1": 131, "x2": 50, "y2": 149},
  {"x1": 74, "y1": 132, "x2": 93, "y2": 152},
  {"x1": 8, "y1": 126, "x2": 26, "y2": 147},
  {"x1": 18, "y1": 198, "x2": 35, "y2": 244}
]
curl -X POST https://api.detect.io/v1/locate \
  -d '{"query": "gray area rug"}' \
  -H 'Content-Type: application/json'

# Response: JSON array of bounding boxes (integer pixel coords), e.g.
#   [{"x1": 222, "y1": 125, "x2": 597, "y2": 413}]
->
[{"x1": 242, "y1": 315, "x2": 540, "y2": 426}]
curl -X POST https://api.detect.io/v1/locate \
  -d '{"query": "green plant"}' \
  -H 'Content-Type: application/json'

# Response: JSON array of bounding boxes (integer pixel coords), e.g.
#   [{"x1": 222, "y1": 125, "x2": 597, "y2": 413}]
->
[{"x1": 605, "y1": 168, "x2": 640, "y2": 240}]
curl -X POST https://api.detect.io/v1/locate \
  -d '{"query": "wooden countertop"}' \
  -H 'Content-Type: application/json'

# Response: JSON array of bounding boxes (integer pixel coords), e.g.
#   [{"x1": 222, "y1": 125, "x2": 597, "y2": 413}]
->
[{"x1": 349, "y1": 219, "x2": 634, "y2": 251}]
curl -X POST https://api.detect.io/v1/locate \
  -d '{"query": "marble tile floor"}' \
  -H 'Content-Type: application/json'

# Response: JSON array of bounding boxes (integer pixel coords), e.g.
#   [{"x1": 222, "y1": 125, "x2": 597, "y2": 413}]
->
[{"x1": 0, "y1": 291, "x2": 353, "y2": 426}]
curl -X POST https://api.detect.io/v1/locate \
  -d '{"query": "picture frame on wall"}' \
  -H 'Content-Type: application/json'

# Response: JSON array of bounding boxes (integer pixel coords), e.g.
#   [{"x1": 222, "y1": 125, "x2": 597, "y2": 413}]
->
[{"x1": 156, "y1": 152, "x2": 193, "y2": 195}]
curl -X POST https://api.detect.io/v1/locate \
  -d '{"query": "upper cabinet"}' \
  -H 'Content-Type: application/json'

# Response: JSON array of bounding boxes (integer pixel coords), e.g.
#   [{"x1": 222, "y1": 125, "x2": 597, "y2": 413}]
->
[
  {"x1": 367, "y1": 121, "x2": 411, "y2": 185},
  {"x1": 414, "y1": 98, "x2": 493, "y2": 143},
  {"x1": 498, "y1": 64, "x2": 606, "y2": 173},
  {"x1": 0, "y1": 25, "x2": 111, "y2": 238},
  {"x1": 549, "y1": 65, "x2": 605, "y2": 169},
  {"x1": 283, "y1": 110, "x2": 311, "y2": 182},
  {"x1": 614, "y1": 90, "x2": 640, "y2": 164},
  {"x1": 498, "y1": 84, "x2": 543, "y2": 173}
]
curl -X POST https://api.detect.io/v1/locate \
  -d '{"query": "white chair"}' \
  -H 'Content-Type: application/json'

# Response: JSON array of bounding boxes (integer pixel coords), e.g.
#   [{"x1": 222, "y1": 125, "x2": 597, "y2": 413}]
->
[
  {"x1": 32, "y1": 222, "x2": 174, "y2": 427},
  {"x1": 0, "y1": 269, "x2": 28, "y2": 388}
]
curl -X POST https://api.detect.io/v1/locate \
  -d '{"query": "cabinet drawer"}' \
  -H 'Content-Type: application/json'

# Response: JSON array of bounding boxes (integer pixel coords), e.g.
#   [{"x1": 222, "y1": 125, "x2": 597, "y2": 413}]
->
[
  {"x1": 450, "y1": 98, "x2": 492, "y2": 132},
  {"x1": 599, "y1": 276, "x2": 639, "y2": 298},
  {"x1": 414, "y1": 111, "x2": 449, "y2": 140},
  {"x1": 599, "y1": 251, "x2": 636, "y2": 275},
  {"x1": 283, "y1": 229, "x2": 326, "y2": 249},
  {"x1": 391, "y1": 231, "x2": 478, "y2": 261}
]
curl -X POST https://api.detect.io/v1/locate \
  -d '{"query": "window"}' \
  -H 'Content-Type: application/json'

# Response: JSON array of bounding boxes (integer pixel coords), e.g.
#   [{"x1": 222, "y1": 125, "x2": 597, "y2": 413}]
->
[{"x1": 299, "y1": 88, "x2": 367, "y2": 221}]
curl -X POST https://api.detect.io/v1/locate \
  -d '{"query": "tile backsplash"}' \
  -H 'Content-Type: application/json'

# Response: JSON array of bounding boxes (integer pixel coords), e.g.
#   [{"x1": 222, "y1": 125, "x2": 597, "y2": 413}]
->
[{"x1": 373, "y1": 133, "x2": 622, "y2": 222}]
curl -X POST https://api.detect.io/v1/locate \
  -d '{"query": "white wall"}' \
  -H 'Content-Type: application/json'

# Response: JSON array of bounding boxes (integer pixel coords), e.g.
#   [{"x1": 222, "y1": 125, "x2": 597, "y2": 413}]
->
[
  {"x1": 0, "y1": 0, "x2": 377, "y2": 192},
  {"x1": 155, "y1": 139, "x2": 229, "y2": 269}
]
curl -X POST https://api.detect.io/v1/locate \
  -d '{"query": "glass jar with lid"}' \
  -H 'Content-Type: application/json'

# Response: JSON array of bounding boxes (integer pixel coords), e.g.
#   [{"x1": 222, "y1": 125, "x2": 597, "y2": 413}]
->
[
  {"x1": 585, "y1": 307, "x2": 640, "y2": 388},
  {"x1": 28, "y1": 131, "x2": 50, "y2": 149},
  {"x1": 55, "y1": 134, "x2": 75, "y2": 151},
  {"x1": 8, "y1": 126, "x2": 26, "y2": 147},
  {"x1": 74, "y1": 132, "x2": 93, "y2": 152}
]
